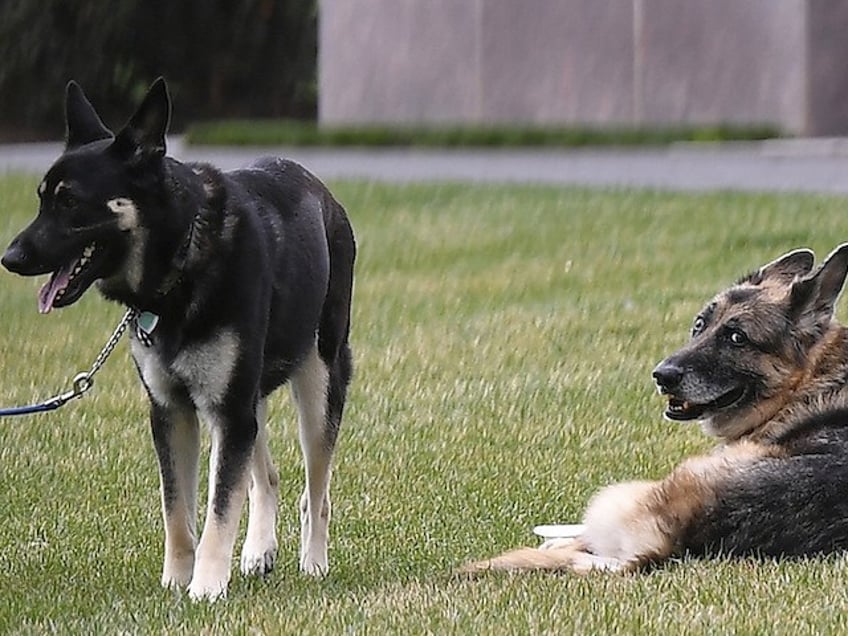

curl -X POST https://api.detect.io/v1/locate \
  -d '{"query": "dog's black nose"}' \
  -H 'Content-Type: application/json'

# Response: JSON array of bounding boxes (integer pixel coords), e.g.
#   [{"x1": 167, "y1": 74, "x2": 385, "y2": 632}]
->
[
  {"x1": 1, "y1": 242, "x2": 27, "y2": 274},
  {"x1": 652, "y1": 362, "x2": 683, "y2": 392}
]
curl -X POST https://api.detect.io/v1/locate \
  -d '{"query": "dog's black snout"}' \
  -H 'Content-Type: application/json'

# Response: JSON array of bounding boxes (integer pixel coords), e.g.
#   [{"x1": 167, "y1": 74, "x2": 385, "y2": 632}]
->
[
  {"x1": 0, "y1": 242, "x2": 24, "y2": 273},
  {"x1": 652, "y1": 362, "x2": 683, "y2": 392},
  {"x1": 1, "y1": 237, "x2": 38, "y2": 275}
]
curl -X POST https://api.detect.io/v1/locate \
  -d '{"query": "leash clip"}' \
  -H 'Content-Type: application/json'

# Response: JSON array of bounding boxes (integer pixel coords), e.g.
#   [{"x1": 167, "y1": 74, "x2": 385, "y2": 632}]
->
[
  {"x1": 72, "y1": 372, "x2": 94, "y2": 397},
  {"x1": 49, "y1": 372, "x2": 93, "y2": 409}
]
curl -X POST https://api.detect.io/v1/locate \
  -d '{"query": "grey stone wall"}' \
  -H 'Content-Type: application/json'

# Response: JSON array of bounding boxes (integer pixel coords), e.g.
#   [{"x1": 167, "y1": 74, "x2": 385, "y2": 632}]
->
[{"x1": 319, "y1": 0, "x2": 848, "y2": 135}]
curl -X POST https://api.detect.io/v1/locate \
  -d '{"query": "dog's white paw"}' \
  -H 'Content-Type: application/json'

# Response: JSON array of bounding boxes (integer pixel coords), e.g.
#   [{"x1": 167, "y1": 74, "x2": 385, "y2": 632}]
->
[
  {"x1": 161, "y1": 569, "x2": 192, "y2": 590},
  {"x1": 188, "y1": 559, "x2": 231, "y2": 602},
  {"x1": 161, "y1": 554, "x2": 194, "y2": 589},
  {"x1": 299, "y1": 498, "x2": 330, "y2": 577},
  {"x1": 187, "y1": 575, "x2": 229, "y2": 602},
  {"x1": 240, "y1": 543, "x2": 277, "y2": 577},
  {"x1": 569, "y1": 551, "x2": 626, "y2": 574},
  {"x1": 300, "y1": 546, "x2": 329, "y2": 577}
]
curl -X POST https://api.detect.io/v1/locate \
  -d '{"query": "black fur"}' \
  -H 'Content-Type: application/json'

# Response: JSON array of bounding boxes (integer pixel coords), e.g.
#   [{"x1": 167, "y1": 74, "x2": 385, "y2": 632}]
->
[
  {"x1": 685, "y1": 409, "x2": 848, "y2": 558},
  {"x1": 1, "y1": 78, "x2": 356, "y2": 600}
]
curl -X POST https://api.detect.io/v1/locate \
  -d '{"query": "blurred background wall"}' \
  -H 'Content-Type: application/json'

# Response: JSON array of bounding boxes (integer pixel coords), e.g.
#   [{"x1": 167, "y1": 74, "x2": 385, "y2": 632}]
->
[
  {"x1": 319, "y1": 0, "x2": 848, "y2": 135},
  {"x1": 3, "y1": 0, "x2": 848, "y2": 140}
]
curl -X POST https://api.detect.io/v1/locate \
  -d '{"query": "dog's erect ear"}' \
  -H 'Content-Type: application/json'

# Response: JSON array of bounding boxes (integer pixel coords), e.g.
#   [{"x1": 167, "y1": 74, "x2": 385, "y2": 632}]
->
[
  {"x1": 789, "y1": 243, "x2": 848, "y2": 330},
  {"x1": 65, "y1": 81, "x2": 113, "y2": 150},
  {"x1": 746, "y1": 248, "x2": 815, "y2": 286},
  {"x1": 112, "y1": 77, "x2": 171, "y2": 163}
]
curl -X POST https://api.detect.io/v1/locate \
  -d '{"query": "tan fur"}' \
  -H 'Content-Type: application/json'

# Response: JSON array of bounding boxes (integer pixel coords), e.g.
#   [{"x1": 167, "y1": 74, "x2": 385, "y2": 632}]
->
[
  {"x1": 460, "y1": 245, "x2": 848, "y2": 577},
  {"x1": 460, "y1": 442, "x2": 782, "y2": 575},
  {"x1": 458, "y1": 539, "x2": 628, "y2": 575},
  {"x1": 750, "y1": 328, "x2": 848, "y2": 442}
]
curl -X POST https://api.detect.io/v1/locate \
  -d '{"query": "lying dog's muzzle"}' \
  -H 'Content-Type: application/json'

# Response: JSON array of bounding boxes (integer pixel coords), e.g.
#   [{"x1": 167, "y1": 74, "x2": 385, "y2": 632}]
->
[{"x1": 652, "y1": 360, "x2": 683, "y2": 393}]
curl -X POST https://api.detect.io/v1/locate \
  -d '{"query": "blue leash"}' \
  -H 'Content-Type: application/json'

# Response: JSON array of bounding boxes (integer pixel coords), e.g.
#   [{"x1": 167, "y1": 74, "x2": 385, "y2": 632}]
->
[{"x1": 0, "y1": 308, "x2": 137, "y2": 417}]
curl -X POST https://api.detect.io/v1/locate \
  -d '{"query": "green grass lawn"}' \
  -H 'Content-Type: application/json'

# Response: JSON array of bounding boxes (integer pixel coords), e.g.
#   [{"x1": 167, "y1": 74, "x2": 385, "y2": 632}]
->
[{"x1": 1, "y1": 175, "x2": 848, "y2": 634}]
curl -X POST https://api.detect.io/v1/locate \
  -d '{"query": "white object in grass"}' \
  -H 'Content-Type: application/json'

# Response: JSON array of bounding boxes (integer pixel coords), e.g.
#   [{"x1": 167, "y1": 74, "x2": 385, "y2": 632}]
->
[{"x1": 533, "y1": 524, "x2": 586, "y2": 539}]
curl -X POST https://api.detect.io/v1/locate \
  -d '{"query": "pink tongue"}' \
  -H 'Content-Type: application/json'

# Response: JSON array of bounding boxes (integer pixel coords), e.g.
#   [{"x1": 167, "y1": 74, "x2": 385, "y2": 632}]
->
[{"x1": 38, "y1": 262, "x2": 74, "y2": 314}]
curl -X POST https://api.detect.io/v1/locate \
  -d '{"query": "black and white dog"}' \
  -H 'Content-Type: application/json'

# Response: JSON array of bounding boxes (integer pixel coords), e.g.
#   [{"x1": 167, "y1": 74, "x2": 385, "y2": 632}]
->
[{"x1": 1, "y1": 79, "x2": 356, "y2": 601}]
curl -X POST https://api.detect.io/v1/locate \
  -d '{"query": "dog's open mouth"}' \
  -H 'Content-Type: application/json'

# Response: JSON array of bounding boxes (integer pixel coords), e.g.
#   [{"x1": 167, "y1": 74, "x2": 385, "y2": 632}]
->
[
  {"x1": 665, "y1": 385, "x2": 747, "y2": 421},
  {"x1": 38, "y1": 242, "x2": 99, "y2": 313}
]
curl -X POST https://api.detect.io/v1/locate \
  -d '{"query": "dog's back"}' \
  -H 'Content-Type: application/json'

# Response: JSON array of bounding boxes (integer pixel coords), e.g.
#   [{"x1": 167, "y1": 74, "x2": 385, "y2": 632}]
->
[
  {"x1": 195, "y1": 157, "x2": 355, "y2": 397},
  {"x1": 684, "y1": 409, "x2": 848, "y2": 557}
]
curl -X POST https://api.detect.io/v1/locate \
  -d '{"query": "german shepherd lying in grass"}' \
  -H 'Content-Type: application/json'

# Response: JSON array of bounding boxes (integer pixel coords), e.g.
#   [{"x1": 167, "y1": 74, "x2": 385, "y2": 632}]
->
[
  {"x1": 462, "y1": 243, "x2": 848, "y2": 574},
  {"x1": 1, "y1": 80, "x2": 356, "y2": 601}
]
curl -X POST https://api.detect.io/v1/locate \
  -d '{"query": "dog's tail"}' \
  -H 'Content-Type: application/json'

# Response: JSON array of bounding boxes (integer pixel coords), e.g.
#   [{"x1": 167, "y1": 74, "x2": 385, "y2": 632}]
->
[
  {"x1": 457, "y1": 546, "x2": 577, "y2": 575},
  {"x1": 457, "y1": 539, "x2": 628, "y2": 577}
]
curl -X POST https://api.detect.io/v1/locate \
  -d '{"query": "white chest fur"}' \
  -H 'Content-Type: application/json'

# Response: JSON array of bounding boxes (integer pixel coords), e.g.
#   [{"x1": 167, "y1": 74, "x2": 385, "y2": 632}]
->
[{"x1": 132, "y1": 330, "x2": 240, "y2": 411}]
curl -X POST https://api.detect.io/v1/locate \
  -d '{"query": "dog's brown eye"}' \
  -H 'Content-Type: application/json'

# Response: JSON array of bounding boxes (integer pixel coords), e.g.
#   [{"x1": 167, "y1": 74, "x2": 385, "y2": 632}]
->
[{"x1": 692, "y1": 316, "x2": 706, "y2": 336}]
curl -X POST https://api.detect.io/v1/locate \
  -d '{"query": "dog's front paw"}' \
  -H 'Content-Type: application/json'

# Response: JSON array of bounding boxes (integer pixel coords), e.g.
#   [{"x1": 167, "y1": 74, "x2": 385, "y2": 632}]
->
[
  {"x1": 567, "y1": 549, "x2": 626, "y2": 574},
  {"x1": 300, "y1": 546, "x2": 329, "y2": 577},
  {"x1": 161, "y1": 568, "x2": 193, "y2": 590},
  {"x1": 161, "y1": 553, "x2": 194, "y2": 589},
  {"x1": 187, "y1": 577, "x2": 228, "y2": 602},
  {"x1": 539, "y1": 537, "x2": 578, "y2": 550},
  {"x1": 187, "y1": 560, "x2": 231, "y2": 602},
  {"x1": 240, "y1": 543, "x2": 277, "y2": 577}
]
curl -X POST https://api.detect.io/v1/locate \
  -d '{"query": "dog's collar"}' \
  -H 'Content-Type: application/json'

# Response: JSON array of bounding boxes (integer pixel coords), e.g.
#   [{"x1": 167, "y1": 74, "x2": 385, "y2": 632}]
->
[
  {"x1": 156, "y1": 212, "x2": 201, "y2": 298},
  {"x1": 130, "y1": 212, "x2": 200, "y2": 347}
]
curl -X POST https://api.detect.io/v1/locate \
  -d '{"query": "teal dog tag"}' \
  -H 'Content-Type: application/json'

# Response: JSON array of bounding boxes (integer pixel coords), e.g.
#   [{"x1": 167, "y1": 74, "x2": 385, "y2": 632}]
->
[{"x1": 135, "y1": 311, "x2": 159, "y2": 346}]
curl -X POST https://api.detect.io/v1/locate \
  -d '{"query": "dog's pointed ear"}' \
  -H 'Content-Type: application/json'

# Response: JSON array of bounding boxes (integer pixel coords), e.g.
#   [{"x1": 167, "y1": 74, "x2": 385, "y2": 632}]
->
[
  {"x1": 112, "y1": 77, "x2": 171, "y2": 163},
  {"x1": 65, "y1": 81, "x2": 113, "y2": 150},
  {"x1": 789, "y1": 243, "x2": 848, "y2": 330},
  {"x1": 746, "y1": 248, "x2": 815, "y2": 286}
]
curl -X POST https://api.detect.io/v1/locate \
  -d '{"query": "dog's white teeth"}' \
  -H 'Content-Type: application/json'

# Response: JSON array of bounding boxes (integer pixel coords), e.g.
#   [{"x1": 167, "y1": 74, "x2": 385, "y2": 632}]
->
[
  {"x1": 71, "y1": 244, "x2": 96, "y2": 279},
  {"x1": 669, "y1": 399, "x2": 690, "y2": 412}
]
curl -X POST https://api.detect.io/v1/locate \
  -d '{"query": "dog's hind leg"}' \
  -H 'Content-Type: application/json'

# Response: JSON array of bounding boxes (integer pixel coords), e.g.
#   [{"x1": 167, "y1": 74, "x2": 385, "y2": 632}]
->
[
  {"x1": 291, "y1": 341, "x2": 335, "y2": 576},
  {"x1": 240, "y1": 398, "x2": 280, "y2": 576},
  {"x1": 151, "y1": 402, "x2": 200, "y2": 589},
  {"x1": 289, "y1": 202, "x2": 353, "y2": 577}
]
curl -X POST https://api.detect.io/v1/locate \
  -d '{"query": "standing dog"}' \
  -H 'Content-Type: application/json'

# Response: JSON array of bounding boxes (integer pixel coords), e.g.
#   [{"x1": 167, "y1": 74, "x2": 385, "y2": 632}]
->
[
  {"x1": 1, "y1": 79, "x2": 356, "y2": 601},
  {"x1": 462, "y1": 244, "x2": 848, "y2": 574}
]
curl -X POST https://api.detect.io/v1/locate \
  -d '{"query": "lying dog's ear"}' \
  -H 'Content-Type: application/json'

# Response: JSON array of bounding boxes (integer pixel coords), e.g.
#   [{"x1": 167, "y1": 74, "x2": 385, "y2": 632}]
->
[
  {"x1": 745, "y1": 248, "x2": 815, "y2": 286},
  {"x1": 112, "y1": 77, "x2": 171, "y2": 164},
  {"x1": 789, "y1": 243, "x2": 848, "y2": 332},
  {"x1": 65, "y1": 81, "x2": 113, "y2": 150}
]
